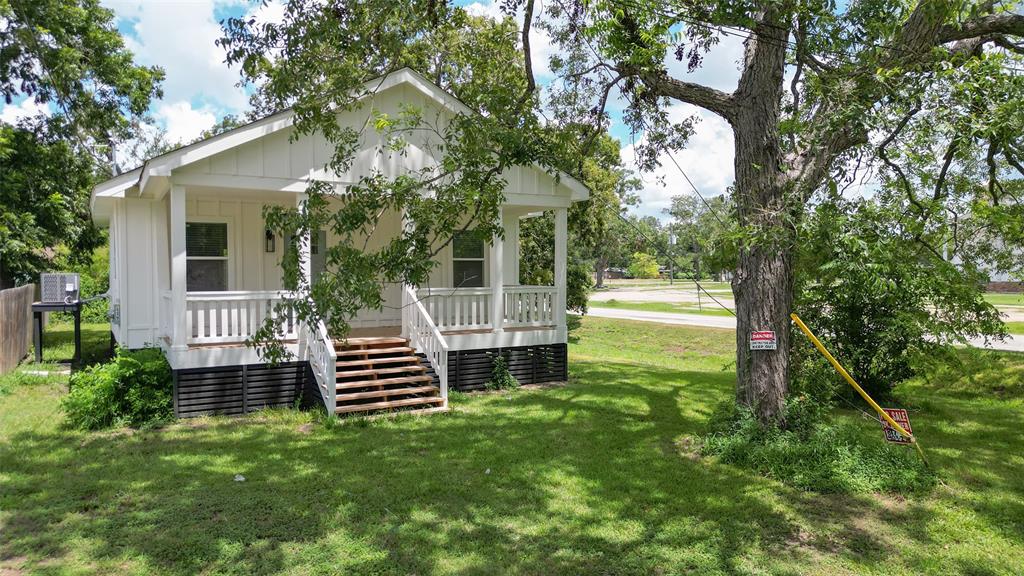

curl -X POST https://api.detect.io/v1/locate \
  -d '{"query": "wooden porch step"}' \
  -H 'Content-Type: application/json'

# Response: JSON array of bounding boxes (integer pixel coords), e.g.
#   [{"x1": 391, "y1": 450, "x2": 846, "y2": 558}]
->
[
  {"x1": 336, "y1": 385, "x2": 438, "y2": 401},
  {"x1": 335, "y1": 336, "x2": 409, "y2": 348},
  {"x1": 336, "y1": 364, "x2": 426, "y2": 378},
  {"x1": 335, "y1": 356, "x2": 421, "y2": 368},
  {"x1": 335, "y1": 374, "x2": 433, "y2": 391},
  {"x1": 334, "y1": 395, "x2": 444, "y2": 415},
  {"x1": 334, "y1": 346, "x2": 414, "y2": 358}
]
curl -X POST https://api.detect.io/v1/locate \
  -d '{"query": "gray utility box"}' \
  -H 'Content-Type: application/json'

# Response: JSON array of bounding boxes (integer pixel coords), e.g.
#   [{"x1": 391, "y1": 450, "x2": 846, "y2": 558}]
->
[{"x1": 40, "y1": 273, "x2": 80, "y2": 304}]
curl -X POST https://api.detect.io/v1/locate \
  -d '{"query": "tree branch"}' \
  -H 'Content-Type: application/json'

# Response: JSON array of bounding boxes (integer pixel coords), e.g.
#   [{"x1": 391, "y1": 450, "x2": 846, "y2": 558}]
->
[
  {"x1": 520, "y1": 0, "x2": 537, "y2": 99},
  {"x1": 939, "y1": 12, "x2": 1024, "y2": 43},
  {"x1": 877, "y1": 105, "x2": 925, "y2": 213},
  {"x1": 625, "y1": 68, "x2": 737, "y2": 121},
  {"x1": 933, "y1": 135, "x2": 959, "y2": 201}
]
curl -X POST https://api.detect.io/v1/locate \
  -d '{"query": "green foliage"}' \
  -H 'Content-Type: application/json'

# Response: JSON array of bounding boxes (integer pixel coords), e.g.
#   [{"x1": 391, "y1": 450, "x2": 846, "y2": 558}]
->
[
  {"x1": 0, "y1": 124, "x2": 103, "y2": 287},
  {"x1": 665, "y1": 194, "x2": 738, "y2": 281},
  {"x1": 518, "y1": 211, "x2": 594, "y2": 313},
  {"x1": 701, "y1": 401, "x2": 935, "y2": 494},
  {"x1": 0, "y1": 0, "x2": 162, "y2": 287},
  {"x1": 485, "y1": 355, "x2": 519, "y2": 391},
  {"x1": 61, "y1": 348, "x2": 172, "y2": 430},
  {"x1": 793, "y1": 198, "x2": 1005, "y2": 400},
  {"x1": 221, "y1": 2, "x2": 566, "y2": 359},
  {"x1": 627, "y1": 252, "x2": 659, "y2": 279}
]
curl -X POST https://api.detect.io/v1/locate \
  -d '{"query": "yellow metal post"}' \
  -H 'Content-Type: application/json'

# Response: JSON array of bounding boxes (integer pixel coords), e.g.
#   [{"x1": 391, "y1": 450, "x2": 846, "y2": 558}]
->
[{"x1": 790, "y1": 313, "x2": 929, "y2": 466}]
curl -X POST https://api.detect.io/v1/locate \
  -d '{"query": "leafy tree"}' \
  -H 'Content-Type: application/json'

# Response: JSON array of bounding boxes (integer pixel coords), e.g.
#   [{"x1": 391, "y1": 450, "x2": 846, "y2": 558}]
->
[
  {"x1": 543, "y1": 0, "x2": 1024, "y2": 425},
  {"x1": 628, "y1": 251, "x2": 660, "y2": 279},
  {"x1": 792, "y1": 196, "x2": 1005, "y2": 401},
  {"x1": 0, "y1": 0, "x2": 163, "y2": 287},
  {"x1": 665, "y1": 193, "x2": 736, "y2": 281},
  {"x1": 520, "y1": 132, "x2": 639, "y2": 303},
  {"x1": 220, "y1": 2, "x2": 605, "y2": 358}
]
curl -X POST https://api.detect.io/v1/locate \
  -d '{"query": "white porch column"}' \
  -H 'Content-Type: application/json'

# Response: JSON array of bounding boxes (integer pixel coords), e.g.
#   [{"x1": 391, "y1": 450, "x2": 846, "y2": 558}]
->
[
  {"x1": 296, "y1": 194, "x2": 312, "y2": 288},
  {"x1": 490, "y1": 209, "x2": 505, "y2": 333},
  {"x1": 296, "y1": 194, "x2": 312, "y2": 355},
  {"x1": 554, "y1": 207, "x2": 568, "y2": 340},
  {"x1": 502, "y1": 213, "x2": 519, "y2": 284},
  {"x1": 170, "y1": 185, "x2": 187, "y2": 351}
]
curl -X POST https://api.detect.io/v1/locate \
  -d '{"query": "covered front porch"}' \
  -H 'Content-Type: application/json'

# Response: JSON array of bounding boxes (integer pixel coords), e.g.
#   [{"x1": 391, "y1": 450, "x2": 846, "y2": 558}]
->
[{"x1": 154, "y1": 182, "x2": 572, "y2": 415}]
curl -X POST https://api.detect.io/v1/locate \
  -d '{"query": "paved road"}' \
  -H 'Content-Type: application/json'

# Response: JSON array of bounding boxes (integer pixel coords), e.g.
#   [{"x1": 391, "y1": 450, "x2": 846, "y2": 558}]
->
[
  {"x1": 585, "y1": 307, "x2": 736, "y2": 330},
  {"x1": 584, "y1": 307, "x2": 1024, "y2": 353}
]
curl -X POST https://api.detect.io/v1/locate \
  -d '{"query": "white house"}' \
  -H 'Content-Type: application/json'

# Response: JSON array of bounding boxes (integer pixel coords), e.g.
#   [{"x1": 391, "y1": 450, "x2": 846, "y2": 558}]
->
[{"x1": 90, "y1": 69, "x2": 588, "y2": 418}]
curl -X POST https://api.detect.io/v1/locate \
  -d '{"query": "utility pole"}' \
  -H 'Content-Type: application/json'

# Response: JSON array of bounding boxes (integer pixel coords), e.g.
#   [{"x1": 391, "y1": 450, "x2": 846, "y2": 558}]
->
[{"x1": 668, "y1": 233, "x2": 675, "y2": 285}]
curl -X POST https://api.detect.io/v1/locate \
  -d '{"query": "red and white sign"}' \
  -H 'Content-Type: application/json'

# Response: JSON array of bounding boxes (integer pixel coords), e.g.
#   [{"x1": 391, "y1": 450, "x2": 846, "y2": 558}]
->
[
  {"x1": 880, "y1": 408, "x2": 914, "y2": 444},
  {"x1": 749, "y1": 330, "x2": 777, "y2": 350}
]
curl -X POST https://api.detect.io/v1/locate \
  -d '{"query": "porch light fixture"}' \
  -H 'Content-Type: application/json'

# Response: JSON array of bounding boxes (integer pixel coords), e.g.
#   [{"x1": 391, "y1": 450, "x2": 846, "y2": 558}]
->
[{"x1": 264, "y1": 229, "x2": 276, "y2": 253}]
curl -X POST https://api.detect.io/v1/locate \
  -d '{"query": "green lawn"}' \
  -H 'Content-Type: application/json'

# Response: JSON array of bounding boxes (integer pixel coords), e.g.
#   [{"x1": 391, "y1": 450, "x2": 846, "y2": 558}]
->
[
  {"x1": 601, "y1": 279, "x2": 734, "y2": 292},
  {"x1": 1006, "y1": 321, "x2": 1024, "y2": 335},
  {"x1": 2, "y1": 319, "x2": 1023, "y2": 574},
  {"x1": 589, "y1": 298, "x2": 736, "y2": 317},
  {"x1": 985, "y1": 292, "x2": 1024, "y2": 307}
]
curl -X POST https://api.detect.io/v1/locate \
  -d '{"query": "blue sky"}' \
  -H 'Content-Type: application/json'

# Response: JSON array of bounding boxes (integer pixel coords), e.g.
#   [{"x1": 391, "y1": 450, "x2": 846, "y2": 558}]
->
[{"x1": 0, "y1": 0, "x2": 744, "y2": 219}]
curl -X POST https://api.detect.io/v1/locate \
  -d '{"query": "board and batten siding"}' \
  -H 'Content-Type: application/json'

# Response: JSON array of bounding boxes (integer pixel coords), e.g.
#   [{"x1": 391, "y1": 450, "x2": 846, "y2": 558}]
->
[
  {"x1": 109, "y1": 196, "x2": 167, "y2": 349},
  {"x1": 108, "y1": 76, "x2": 576, "y2": 349}
]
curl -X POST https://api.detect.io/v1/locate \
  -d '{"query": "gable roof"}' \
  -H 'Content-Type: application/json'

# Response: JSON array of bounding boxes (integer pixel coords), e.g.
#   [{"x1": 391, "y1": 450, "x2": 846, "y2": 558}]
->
[{"x1": 91, "y1": 68, "x2": 589, "y2": 217}]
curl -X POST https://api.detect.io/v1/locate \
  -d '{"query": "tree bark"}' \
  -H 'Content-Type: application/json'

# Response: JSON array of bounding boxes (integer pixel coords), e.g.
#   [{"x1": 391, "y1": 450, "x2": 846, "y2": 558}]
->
[
  {"x1": 594, "y1": 257, "x2": 606, "y2": 288},
  {"x1": 729, "y1": 5, "x2": 794, "y2": 427}
]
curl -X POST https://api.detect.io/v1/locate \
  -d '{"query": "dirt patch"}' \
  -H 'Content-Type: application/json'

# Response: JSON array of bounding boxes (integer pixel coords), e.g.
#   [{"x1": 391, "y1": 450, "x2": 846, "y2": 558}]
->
[
  {"x1": 672, "y1": 435, "x2": 702, "y2": 461},
  {"x1": 0, "y1": 556, "x2": 28, "y2": 576},
  {"x1": 296, "y1": 423, "x2": 315, "y2": 435}
]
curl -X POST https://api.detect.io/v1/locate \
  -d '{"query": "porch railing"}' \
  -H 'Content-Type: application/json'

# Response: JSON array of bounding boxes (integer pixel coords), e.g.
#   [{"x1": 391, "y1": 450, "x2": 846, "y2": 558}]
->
[
  {"x1": 303, "y1": 318, "x2": 337, "y2": 414},
  {"x1": 503, "y1": 285, "x2": 557, "y2": 328},
  {"x1": 185, "y1": 291, "x2": 299, "y2": 345},
  {"x1": 416, "y1": 286, "x2": 558, "y2": 331},
  {"x1": 404, "y1": 285, "x2": 449, "y2": 407},
  {"x1": 416, "y1": 287, "x2": 493, "y2": 331}
]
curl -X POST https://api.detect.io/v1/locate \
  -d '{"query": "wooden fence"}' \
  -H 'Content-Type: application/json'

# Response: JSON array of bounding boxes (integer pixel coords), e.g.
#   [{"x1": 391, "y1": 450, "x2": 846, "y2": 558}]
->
[{"x1": 0, "y1": 284, "x2": 34, "y2": 375}]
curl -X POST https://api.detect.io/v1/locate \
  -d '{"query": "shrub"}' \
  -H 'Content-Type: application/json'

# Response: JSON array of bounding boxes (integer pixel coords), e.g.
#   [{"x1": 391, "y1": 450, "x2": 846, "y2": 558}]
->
[
  {"x1": 61, "y1": 348, "x2": 173, "y2": 430},
  {"x1": 701, "y1": 400, "x2": 935, "y2": 494},
  {"x1": 627, "y1": 252, "x2": 660, "y2": 279},
  {"x1": 793, "y1": 200, "x2": 1004, "y2": 400},
  {"x1": 486, "y1": 355, "x2": 519, "y2": 390}
]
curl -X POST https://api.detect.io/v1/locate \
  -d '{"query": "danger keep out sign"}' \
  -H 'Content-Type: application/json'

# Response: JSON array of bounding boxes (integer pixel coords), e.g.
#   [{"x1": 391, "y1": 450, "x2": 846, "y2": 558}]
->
[
  {"x1": 749, "y1": 331, "x2": 777, "y2": 351},
  {"x1": 881, "y1": 408, "x2": 914, "y2": 444}
]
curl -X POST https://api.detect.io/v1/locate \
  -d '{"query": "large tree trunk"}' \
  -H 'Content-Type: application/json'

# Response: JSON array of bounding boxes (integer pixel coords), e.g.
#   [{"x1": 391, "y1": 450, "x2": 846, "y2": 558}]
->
[
  {"x1": 732, "y1": 240, "x2": 794, "y2": 426},
  {"x1": 730, "y1": 6, "x2": 794, "y2": 427},
  {"x1": 594, "y1": 257, "x2": 606, "y2": 288}
]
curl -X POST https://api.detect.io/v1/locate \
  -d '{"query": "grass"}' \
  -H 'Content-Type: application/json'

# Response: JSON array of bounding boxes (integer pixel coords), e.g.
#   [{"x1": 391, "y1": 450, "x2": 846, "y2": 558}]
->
[
  {"x1": 985, "y1": 292, "x2": 1024, "y2": 307},
  {"x1": 601, "y1": 279, "x2": 734, "y2": 292},
  {"x1": 1005, "y1": 321, "x2": 1024, "y2": 335},
  {"x1": 589, "y1": 298, "x2": 736, "y2": 317},
  {"x1": 1, "y1": 319, "x2": 1023, "y2": 574}
]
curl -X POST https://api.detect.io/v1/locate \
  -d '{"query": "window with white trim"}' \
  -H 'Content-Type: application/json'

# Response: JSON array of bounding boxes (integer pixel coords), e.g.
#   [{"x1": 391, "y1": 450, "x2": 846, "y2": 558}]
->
[
  {"x1": 186, "y1": 222, "x2": 229, "y2": 291},
  {"x1": 452, "y1": 230, "x2": 485, "y2": 288}
]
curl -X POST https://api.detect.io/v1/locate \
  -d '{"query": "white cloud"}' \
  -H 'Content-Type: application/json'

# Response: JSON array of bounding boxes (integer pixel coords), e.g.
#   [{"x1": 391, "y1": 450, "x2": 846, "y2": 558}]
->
[
  {"x1": 0, "y1": 97, "x2": 50, "y2": 124},
  {"x1": 156, "y1": 101, "x2": 216, "y2": 144},
  {"x1": 102, "y1": 0, "x2": 249, "y2": 114},
  {"x1": 664, "y1": 33, "x2": 746, "y2": 93},
  {"x1": 622, "y1": 104, "x2": 734, "y2": 219},
  {"x1": 618, "y1": 36, "x2": 743, "y2": 219}
]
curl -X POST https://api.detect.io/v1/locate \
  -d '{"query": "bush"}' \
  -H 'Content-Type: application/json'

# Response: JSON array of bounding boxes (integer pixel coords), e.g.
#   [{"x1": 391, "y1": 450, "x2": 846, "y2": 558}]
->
[
  {"x1": 627, "y1": 252, "x2": 660, "y2": 279},
  {"x1": 793, "y1": 200, "x2": 1003, "y2": 400},
  {"x1": 486, "y1": 355, "x2": 519, "y2": 390},
  {"x1": 61, "y1": 348, "x2": 173, "y2": 430},
  {"x1": 701, "y1": 400, "x2": 935, "y2": 494}
]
